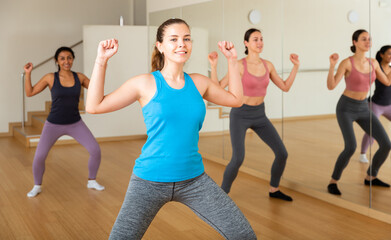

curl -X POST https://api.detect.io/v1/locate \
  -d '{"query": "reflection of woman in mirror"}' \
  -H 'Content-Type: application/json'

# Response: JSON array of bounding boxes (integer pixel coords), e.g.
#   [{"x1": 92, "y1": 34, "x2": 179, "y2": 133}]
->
[
  {"x1": 209, "y1": 28, "x2": 299, "y2": 201},
  {"x1": 87, "y1": 19, "x2": 257, "y2": 239},
  {"x1": 359, "y1": 45, "x2": 391, "y2": 163},
  {"x1": 327, "y1": 30, "x2": 391, "y2": 195}
]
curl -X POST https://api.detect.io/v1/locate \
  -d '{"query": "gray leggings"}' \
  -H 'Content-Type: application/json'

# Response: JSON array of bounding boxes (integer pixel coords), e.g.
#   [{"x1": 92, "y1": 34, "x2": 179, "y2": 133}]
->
[
  {"x1": 332, "y1": 95, "x2": 391, "y2": 180},
  {"x1": 222, "y1": 103, "x2": 288, "y2": 191},
  {"x1": 109, "y1": 173, "x2": 256, "y2": 240}
]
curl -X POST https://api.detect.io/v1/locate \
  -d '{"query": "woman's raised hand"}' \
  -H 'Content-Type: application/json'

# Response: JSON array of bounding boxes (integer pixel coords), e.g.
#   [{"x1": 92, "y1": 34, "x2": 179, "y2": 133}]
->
[
  {"x1": 97, "y1": 39, "x2": 119, "y2": 61},
  {"x1": 218, "y1": 41, "x2": 237, "y2": 60},
  {"x1": 329, "y1": 53, "x2": 339, "y2": 66},
  {"x1": 290, "y1": 54, "x2": 300, "y2": 66},
  {"x1": 24, "y1": 62, "x2": 33, "y2": 73},
  {"x1": 208, "y1": 51, "x2": 218, "y2": 68}
]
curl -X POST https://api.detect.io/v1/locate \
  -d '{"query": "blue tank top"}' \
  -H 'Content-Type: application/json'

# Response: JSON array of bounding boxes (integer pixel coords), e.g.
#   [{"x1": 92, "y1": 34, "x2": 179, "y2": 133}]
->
[
  {"x1": 46, "y1": 72, "x2": 81, "y2": 124},
  {"x1": 133, "y1": 71, "x2": 206, "y2": 182},
  {"x1": 371, "y1": 66, "x2": 391, "y2": 106}
]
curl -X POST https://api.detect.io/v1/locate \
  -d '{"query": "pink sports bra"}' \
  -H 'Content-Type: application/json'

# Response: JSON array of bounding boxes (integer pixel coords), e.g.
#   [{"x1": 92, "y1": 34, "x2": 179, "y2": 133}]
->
[
  {"x1": 345, "y1": 57, "x2": 376, "y2": 92},
  {"x1": 242, "y1": 58, "x2": 270, "y2": 97}
]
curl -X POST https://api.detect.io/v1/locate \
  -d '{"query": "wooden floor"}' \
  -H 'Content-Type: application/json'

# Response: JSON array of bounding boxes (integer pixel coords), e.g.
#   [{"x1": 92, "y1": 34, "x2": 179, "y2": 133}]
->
[
  {"x1": 1, "y1": 137, "x2": 391, "y2": 239},
  {"x1": 198, "y1": 116, "x2": 391, "y2": 217}
]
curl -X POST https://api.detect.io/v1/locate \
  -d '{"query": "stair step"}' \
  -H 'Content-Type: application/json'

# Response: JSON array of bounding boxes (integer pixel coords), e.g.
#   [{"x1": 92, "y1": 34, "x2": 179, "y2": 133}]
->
[
  {"x1": 13, "y1": 126, "x2": 41, "y2": 147},
  {"x1": 31, "y1": 114, "x2": 47, "y2": 130}
]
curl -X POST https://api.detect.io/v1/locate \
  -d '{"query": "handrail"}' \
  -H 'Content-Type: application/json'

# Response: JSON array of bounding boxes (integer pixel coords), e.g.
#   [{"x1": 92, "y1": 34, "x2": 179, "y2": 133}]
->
[{"x1": 21, "y1": 40, "x2": 83, "y2": 130}]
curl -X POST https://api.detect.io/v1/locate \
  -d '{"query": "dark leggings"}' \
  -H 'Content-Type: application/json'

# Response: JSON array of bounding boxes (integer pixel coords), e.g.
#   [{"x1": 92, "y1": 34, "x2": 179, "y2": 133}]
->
[
  {"x1": 221, "y1": 103, "x2": 288, "y2": 192},
  {"x1": 332, "y1": 95, "x2": 391, "y2": 180}
]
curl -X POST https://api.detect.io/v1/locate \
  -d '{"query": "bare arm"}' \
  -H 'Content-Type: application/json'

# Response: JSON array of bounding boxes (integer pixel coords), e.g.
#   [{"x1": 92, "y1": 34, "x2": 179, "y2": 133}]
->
[
  {"x1": 202, "y1": 41, "x2": 243, "y2": 107},
  {"x1": 23, "y1": 63, "x2": 51, "y2": 97},
  {"x1": 327, "y1": 53, "x2": 346, "y2": 90},
  {"x1": 207, "y1": 51, "x2": 229, "y2": 88},
  {"x1": 373, "y1": 59, "x2": 391, "y2": 86},
  {"x1": 78, "y1": 72, "x2": 90, "y2": 89},
  {"x1": 269, "y1": 54, "x2": 300, "y2": 92},
  {"x1": 86, "y1": 39, "x2": 141, "y2": 114}
]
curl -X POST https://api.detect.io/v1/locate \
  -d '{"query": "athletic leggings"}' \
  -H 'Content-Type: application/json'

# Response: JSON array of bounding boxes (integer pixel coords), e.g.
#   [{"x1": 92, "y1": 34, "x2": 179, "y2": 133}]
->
[
  {"x1": 361, "y1": 101, "x2": 391, "y2": 153},
  {"x1": 32, "y1": 120, "x2": 101, "y2": 185},
  {"x1": 221, "y1": 103, "x2": 288, "y2": 191},
  {"x1": 109, "y1": 173, "x2": 256, "y2": 240},
  {"x1": 332, "y1": 95, "x2": 391, "y2": 180}
]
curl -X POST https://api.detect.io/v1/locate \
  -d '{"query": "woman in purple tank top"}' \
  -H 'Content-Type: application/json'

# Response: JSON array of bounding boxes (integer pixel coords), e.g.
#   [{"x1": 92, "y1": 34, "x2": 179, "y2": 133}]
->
[
  {"x1": 359, "y1": 45, "x2": 391, "y2": 163},
  {"x1": 209, "y1": 28, "x2": 300, "y2": 201},
  {"x1": 327, "y1": 30, "x2": 391, "y2": 195},
  {"x1": 24, "y1": 47, "x2": 104, "y2": 198}
]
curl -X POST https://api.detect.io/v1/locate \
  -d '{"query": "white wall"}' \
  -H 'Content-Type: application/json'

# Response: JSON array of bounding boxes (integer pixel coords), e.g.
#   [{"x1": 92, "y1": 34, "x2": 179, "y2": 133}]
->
[
  {"x1": 0, "y1": 0, "x2": 133, "y2": 133},
  {"x1": 147, "y1": 0, "x2": 212, "y2": 13}
]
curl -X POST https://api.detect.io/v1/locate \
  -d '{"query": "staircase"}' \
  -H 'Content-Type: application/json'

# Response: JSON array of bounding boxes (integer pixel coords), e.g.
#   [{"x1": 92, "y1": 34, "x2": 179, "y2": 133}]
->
[
  {"x1": 206, "y1": 102, "x2": 230, "y2": 119},
  {"x1": 12, "y1": 90, "x2": 85, "y2": 147}
]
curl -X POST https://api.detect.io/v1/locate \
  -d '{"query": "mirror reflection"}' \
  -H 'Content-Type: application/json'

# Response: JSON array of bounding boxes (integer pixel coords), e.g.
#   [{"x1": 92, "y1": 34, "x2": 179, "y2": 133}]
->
[{"x1": 149, "y1": 0, "x2": 391, "y2": 218}]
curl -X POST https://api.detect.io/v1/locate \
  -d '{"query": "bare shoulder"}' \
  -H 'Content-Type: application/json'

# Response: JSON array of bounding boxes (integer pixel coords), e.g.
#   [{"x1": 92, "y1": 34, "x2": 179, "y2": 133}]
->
[
  {"x1": 42, "y1": 73, "x2": 55, "y2": 83},
  {"x1": 340, "y1": 57, "x2": 351, "y2": 68},
  {"x1": 188, "y1": 73, "x2": 209, "y2": 83},
  {"x1": 262, "y1": 59, "x2": 274, "y2": 69},
  {"x1": 76, "y1": 72, "x2": 88, "y2": 80},
  {"x1": 126, "y1": 73, "x2": 156, "y2": 89}
]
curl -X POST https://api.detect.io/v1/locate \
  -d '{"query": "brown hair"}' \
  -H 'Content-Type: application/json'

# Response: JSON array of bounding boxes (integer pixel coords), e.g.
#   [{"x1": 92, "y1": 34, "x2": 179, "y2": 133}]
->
[
  {"x1": 244, "y1": 28, "x2": 261, "y2": 55},
  {"x1": 151, "y1": 18, "x2": 190, "y2": 72},
  {"x1": 350, "y1": 29, "x2": 368, "y2": 53}
]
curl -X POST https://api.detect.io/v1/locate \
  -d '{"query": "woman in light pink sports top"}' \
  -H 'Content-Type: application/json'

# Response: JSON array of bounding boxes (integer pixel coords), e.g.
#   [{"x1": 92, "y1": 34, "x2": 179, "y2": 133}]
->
[
  {"x1": 209, "y1": 28, "x2": 299, "y2": 201},
  {"x1": 327, "y1": 29, "x2": 391, "y2": 196}
]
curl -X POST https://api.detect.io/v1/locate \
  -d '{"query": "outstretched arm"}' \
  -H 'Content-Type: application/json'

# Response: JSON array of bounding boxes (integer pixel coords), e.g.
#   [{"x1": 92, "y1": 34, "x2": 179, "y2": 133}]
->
[
  {"x1": 269, "y1": 54, "x2": 300, "y2": 92},
  {"x1": 86, "y1": 39, "x2": 141, "y2": 114}
]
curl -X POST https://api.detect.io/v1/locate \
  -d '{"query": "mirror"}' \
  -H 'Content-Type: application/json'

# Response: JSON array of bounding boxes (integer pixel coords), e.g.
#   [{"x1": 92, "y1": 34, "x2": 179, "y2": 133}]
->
[
  {"x1": 148, "y1": 0, "x2": 391, "y2": 220},
  {"x1": 282, "y1": 0, "x2": 372, "y2": 208},
  {"x1": 368, "y1": 0, "x2": 391, "y2": 215}
]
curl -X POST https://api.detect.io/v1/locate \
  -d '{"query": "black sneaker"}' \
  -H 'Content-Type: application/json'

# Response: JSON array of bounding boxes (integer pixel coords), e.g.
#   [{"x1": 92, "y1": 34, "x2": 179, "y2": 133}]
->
[
  {"x1": 327, "y1": 183, "x2": 341, "y2": 195},
  {"x1": 269, "y1": 190, "x2": 293, "y2": 201},
  {"x1": 364, "y1": 178, "x2": 390, "y2": 187}
]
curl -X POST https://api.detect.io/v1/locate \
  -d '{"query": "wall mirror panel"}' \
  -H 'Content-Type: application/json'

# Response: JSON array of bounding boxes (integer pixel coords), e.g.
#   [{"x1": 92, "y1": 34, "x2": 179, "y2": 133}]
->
[
  {"x1": 368, "y1": 0, "x2": 391, "y2": 216},
  {"x1": 281, "y1": 0, "x2": 372, "y2": 208},
  {"x1": 149, "y1": 0, "x2": 391, "y2": 220}
]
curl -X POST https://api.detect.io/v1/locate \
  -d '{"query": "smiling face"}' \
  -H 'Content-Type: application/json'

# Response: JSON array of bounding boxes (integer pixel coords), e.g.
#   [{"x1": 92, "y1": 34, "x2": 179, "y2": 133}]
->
[
  {"x1": 353, "y1": 31, "x2": 372, "y2": 53},
  {"x1": 56, "y1": 51, "x2": 74, "y2": 71},
  {"x1": 156, "y1": 23, "x2": 192, "y2": 64},
  {"x1": 245, "y1": 31, "x2": 263, "y2": 54}
]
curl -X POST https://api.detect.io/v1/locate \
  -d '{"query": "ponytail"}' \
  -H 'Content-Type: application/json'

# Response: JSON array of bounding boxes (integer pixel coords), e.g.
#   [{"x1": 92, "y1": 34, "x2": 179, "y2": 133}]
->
[{"x1": 151, "y1": 46, "x2": 164, "y2": 72}]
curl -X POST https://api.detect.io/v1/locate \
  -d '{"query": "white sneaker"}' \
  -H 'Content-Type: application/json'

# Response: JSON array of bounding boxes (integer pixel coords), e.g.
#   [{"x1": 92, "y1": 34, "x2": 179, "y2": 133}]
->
[
  {"x1": 27, "y1": 185, "x2": 42, "y2": 198},
  {"x1": 87, "y1": 180, "x2": 105, "y2": 191},
  {"x1": 359, "y1": 154, "x2": 369, "y2": 163}
]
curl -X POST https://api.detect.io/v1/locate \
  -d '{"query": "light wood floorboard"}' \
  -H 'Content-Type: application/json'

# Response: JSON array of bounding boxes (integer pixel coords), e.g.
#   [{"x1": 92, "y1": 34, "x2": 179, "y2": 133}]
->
[{"x1": 1, "y1": 137, "x2": 391, "y2": 239}]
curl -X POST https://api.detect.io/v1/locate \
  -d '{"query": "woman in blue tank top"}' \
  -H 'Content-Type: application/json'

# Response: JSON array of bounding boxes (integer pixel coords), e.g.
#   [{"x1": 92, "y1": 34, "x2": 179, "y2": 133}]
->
[
  {"x1": 24, "y1": 47, "x2": 104, "y2": 198},
  {"x1": 86, "y1": 19, "x2": 257, "y2": 239}
]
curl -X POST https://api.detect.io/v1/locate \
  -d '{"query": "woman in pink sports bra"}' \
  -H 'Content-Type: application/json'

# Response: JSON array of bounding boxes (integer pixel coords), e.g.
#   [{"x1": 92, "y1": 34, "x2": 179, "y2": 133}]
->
[
  {"x1": 209, "y1": 28, "x2": 299, "y2": 201},
  {"x1": 327, "y1": 29, "x2": 391, "y2": 195}
]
